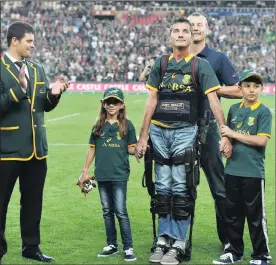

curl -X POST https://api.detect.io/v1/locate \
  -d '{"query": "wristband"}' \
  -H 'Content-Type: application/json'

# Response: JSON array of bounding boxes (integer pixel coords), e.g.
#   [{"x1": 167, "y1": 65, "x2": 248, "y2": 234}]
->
[{"x1": 82, "y1": 167, "x2": 88, "y2": 173}]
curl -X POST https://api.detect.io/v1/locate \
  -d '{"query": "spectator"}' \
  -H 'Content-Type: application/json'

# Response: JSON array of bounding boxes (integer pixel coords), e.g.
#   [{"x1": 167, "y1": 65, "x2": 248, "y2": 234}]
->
[{"x1": 1, "y1": 1, "x2": 274, "y2": 83}]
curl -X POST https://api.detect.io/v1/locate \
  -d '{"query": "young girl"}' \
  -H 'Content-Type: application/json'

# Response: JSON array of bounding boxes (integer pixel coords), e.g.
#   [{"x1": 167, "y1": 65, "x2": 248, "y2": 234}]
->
[
  {"x1": 213, "y1": 70, "x2": 272, "y2": 265},
  {"x1": 78, "y1": 87, "x2": 137, "y2": 262}
]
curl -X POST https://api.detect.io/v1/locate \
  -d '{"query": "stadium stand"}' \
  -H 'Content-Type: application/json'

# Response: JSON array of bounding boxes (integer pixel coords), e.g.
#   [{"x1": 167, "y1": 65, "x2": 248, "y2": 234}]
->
[{"x1": 1, "y1": 1, "x2": 275, "y2": 83}]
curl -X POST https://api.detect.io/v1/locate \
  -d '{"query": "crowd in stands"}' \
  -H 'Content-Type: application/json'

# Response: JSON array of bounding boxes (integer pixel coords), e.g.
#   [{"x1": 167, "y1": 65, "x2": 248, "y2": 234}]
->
[{"x1": 1, "y1": 1, "x2": 275, "y2": 83}]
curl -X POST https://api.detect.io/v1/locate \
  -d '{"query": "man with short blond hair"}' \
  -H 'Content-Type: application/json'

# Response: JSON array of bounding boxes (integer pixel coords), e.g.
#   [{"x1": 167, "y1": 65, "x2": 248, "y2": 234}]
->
[{"x1": 188, "y1": 12, "x2": 242, "y2": 248}]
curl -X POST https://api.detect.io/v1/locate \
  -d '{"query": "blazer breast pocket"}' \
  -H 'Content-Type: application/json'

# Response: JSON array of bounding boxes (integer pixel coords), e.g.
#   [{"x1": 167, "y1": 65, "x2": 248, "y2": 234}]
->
[{"x1": 36, "y1": 83, "x2": 46, "y2": 99}]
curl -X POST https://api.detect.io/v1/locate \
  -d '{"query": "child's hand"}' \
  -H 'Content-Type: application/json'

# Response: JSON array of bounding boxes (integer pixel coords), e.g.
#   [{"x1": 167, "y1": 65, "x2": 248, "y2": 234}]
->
[
  {"x1": 220, "y1": 125, "x2": 235, "y2": 138},
  {"x1": 219, "y1": 137, "x2": 232, "y2": 158},
  {"x1": 77, "y1": 173, "x2": 96, "y2": 197},
  {"x1": 135, "y1": 138, "x2": 147, "y2": 160},
  {"x1": 77, "y1": 172, "x2": 90, "y2": 186},
  {"x1": 77, "y1": 172, "x2": 97, "y2": 197}
]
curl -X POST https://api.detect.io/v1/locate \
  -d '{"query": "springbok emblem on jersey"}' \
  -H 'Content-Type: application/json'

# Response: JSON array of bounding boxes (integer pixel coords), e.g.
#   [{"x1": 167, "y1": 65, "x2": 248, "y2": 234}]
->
[{"x1": 248, "y1": 117, "x2": 255, "y2": 126}]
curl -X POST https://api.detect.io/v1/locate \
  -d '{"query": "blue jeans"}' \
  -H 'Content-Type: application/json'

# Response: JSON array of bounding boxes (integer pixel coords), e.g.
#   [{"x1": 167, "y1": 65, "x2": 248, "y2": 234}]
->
[
  {"x1": 98, "y1": 181, "x2": 133, "y2": 250},
  {"x1": 149, "y1": 124, "x2": 197, "y2": 241}
]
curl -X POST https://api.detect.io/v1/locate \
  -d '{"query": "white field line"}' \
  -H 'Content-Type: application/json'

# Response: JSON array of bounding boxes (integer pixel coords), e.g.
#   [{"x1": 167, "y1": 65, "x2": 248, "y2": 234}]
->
[
  {"x1": 132, "y1": 99, "x2": 145, "y2": 104},
  {"x1": 46, "y1": 113, "x2": 80, "y2": 122}
]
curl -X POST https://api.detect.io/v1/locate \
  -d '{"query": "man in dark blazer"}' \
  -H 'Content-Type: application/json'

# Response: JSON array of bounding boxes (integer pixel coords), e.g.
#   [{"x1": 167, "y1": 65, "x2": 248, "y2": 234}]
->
[{"x1": 0, "y1": 21, "x2": 68, "y2": 263}]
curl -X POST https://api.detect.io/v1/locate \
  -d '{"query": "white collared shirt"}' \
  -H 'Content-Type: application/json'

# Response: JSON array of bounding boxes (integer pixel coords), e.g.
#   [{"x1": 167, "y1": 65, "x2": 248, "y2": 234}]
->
[
  {"x1": 5, "y1": 52, "x2": 29, "y2": 93},
  {"x1": 5, "y1": 52, "x2": 30, "y2": 79}
]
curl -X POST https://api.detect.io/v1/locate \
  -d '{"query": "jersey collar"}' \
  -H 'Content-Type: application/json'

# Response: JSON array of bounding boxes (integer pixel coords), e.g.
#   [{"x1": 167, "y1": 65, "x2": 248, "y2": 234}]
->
[
  {"x1": 239, "y1": 100, "x2": 261, "y2": 110},
  {"x1": 169, "y1": 53, "x2": 194, "y2": 63},
  {"x1": 105, "y1": 120, "x2": 120, "y2": 124}
]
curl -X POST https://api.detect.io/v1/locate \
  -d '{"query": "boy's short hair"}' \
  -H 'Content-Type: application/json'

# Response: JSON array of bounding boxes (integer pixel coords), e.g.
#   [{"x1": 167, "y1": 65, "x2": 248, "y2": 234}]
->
[{"x1": 239, "y1": 69, "x2": 264, "y2": 85}]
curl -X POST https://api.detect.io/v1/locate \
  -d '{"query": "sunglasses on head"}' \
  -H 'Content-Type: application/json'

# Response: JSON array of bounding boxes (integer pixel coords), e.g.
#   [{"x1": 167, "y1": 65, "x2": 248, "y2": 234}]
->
[{"x1": 104, "y1": 98, "x2": 122, "y2": 105}]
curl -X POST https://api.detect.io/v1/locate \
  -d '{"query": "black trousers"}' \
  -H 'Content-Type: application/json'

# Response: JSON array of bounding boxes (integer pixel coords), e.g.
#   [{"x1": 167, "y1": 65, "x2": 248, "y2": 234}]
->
[
  {"x1": 225, "y1": 174, "x2": 270, "y2": 260},
  {"x1": 0, "y1": 158, "x2": 47, "y2": 258},
  {"x1": 200, "y1": 121, "x2": 228, "y2": 245}
]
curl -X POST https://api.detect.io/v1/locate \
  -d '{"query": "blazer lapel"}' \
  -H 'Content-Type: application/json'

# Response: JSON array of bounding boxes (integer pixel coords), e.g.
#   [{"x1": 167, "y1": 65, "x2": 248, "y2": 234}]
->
[{"x1": 1, "y1": 55, "x2": 21, "y2": 84}]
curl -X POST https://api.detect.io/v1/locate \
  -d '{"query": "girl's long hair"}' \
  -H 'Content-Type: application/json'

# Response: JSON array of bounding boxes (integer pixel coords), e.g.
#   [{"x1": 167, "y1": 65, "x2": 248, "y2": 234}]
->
[{"x1": 93, "y1": 103, "x2": 128, "y2": 138}]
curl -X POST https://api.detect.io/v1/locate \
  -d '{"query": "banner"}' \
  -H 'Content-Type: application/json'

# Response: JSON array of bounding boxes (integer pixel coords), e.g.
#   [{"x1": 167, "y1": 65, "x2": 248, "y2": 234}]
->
[
  {"x1": 67, "y1": 82, "x2": 275, "y2": 95},
  {"x1": 262, "y1": 84, "x2": 275, "y2": 94},
  {"x1": 67, "y1": 82, "x2": 148, "y2": 93}
]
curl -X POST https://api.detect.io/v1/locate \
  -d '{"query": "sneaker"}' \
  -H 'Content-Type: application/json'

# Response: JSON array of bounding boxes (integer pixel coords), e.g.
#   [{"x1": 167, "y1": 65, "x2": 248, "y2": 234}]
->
[
  {"x1": 264, "y1": 255, "x2": 272, "y2": 260},
  {"x1": 213, "y1": 253, "x2": 243, "y2": 264},
  {"x1": 97, "y1": 245, "x2": 119, "y2": 257},
  {"x1": 124, "y1": 248, "x2": 136, "y2": 261},
  {"x1": 149, "y1": 247, "x2": 165, "y2": 263},
  {"x1": 160, "y1": 247, "x2": 180, "y2": 265},
  {"x1": 250, "y1": 260, "x2": 269, "y2": 265}
]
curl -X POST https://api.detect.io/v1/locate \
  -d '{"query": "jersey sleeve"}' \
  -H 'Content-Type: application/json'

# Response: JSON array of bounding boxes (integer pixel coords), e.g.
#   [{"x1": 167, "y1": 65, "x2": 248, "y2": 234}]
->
[
  {"x1": 218, "y1": 53, "x2": 239, "y2": 85},
  {"x1": 257, "y1": 107, "x2": 272, "y2": 138},
  {"x1": 198, "y1": 58, "x2": 220, "y2": 95},
  {"x1": 145, "y1": 57, "x2": 162, "y2": 92},
  {"x1": 127, "y1": 120, "x2": 137, "y2": 146},
  {"x1": 226, "y1": 106, "x2": 233, "y2": 128},
  {"x1": 89, "y1": 127, "x2": 96, "y2": 146}
]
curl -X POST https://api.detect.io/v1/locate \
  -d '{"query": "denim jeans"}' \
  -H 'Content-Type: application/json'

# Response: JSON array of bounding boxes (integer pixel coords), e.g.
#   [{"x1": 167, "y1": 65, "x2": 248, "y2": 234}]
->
[
  {"x1": 149, "y1": 124, "x2": 197, "y2": 241},
  {"x1": 98, "y1": 181, "x2": 133, "y2": 250}
]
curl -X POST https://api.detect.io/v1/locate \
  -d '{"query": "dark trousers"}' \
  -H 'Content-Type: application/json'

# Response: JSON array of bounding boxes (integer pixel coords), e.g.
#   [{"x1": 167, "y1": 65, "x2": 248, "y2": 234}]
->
[
  {"x1": 0, "y1": 158, "x2": 47, "y2": 258},
  {"x1": 98, "y1": 181, "x2": 133, "y2": 250},
  {"x1": 225, "y1": 174, "x2": 270, "y2": 260},
  {"x1": 200, "y1": 121, "x2": 228, "y2": 245}
]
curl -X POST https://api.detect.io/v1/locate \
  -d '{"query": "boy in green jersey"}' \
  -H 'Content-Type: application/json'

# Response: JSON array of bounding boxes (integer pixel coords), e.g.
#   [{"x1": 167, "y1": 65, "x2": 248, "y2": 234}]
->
[{"x1": 213, "y1": 70, "x2": 272, "y2": 265}]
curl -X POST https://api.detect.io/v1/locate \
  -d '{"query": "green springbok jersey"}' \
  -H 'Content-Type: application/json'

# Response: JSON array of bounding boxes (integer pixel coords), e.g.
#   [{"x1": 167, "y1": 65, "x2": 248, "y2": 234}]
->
[
  {"x1": 225, "y1": 101, "x2": 272, "y2": 179},
  {"x1": 89, "y1": 120, "x2": 137, "y2": 181},
  {"x1": 146, "y1": 53, "x2": 220, "y2": 128}
]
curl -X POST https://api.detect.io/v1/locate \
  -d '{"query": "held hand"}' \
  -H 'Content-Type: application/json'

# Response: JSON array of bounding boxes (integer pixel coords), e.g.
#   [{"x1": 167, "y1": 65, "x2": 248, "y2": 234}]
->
[
  {"x1": 219, "y1": 137, "x2": 233, "y2": 158},
  {"x1": 18, "y1": 64, "x2": 28, "y2": 89},
  {"x1": 134, "y1": 138, "x2": 148, "y2": 162},
  {"x1": 220, "y1": 125, "x2": 235, "y2": 138},
  {"x1": 51, "y1": 75, "x2": 69, "y2": 96}
]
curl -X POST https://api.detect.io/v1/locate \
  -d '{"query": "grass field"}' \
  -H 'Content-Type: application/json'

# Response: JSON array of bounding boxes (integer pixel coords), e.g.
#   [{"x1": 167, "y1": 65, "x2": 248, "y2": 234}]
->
[{"x1": 3, "y1": 93, "x2": 275, "y2": 265}]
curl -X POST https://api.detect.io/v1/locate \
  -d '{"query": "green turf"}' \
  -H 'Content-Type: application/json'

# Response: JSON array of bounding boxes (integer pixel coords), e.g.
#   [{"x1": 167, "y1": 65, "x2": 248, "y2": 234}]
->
[{"x1": 3, "y1": 93, "x2": 275, "y2": 264}]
